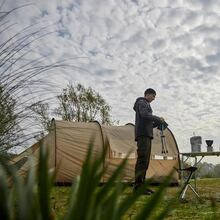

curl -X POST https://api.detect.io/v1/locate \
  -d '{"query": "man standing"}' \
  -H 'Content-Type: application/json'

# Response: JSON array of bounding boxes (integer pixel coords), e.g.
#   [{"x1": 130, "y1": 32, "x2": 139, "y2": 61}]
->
[{"x1": 133, "y1": 88, "x2": 164, "y2": 194}]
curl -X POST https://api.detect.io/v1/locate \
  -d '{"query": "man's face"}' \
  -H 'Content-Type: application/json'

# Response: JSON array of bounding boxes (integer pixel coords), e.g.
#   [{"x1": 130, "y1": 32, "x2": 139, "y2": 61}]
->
[{"x1": 145, "y1": 93, "x2": 156, "y2": 103}]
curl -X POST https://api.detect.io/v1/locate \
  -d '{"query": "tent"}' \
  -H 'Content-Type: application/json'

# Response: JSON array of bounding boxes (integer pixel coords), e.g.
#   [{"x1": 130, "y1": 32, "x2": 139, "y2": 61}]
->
[{"x1": 12, "y1": 119, "x2": 180, "y2": 184}]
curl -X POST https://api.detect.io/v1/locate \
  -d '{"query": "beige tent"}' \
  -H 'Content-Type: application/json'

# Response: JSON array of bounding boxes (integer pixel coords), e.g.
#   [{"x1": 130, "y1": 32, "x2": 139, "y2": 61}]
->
[{"x1": 12, "y1": 119, "x2": 180, "y2": 184}]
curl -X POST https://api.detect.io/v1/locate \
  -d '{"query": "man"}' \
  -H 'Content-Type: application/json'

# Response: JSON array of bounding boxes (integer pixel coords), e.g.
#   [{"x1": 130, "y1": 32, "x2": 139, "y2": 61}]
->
[{"x1": 133, "y1": 88, "x2": 165, "y2": 194}]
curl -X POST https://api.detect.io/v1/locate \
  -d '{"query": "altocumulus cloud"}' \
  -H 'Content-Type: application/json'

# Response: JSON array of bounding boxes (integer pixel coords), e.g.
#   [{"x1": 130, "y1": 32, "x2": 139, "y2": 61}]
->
[{"x1": 2, "y1": 0, "x2": 220, "y2": 163}]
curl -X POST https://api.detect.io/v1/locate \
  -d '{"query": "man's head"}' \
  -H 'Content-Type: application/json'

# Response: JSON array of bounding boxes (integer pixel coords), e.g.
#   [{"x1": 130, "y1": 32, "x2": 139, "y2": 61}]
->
[{"x1": 144, "y1": 88, "x2": 156, "y2": 103}]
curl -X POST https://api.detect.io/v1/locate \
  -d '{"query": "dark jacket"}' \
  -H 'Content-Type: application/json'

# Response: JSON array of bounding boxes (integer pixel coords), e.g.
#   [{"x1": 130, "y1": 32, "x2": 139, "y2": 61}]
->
[{"x1": 133, "y1": 97, "x2": 162, "y2": 141}]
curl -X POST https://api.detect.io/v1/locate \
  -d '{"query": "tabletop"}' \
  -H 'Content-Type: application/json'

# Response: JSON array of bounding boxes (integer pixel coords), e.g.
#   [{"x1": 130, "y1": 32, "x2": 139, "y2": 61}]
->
[{"x1": 181, "y1": 151, "x2": 220, "y2": 157}]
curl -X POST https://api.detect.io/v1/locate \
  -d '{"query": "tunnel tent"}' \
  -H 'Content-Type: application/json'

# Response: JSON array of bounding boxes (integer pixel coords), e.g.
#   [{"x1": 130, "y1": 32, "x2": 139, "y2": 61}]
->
[{"x1": 12, "y1": 119, "x2": 180, "y2": 184}]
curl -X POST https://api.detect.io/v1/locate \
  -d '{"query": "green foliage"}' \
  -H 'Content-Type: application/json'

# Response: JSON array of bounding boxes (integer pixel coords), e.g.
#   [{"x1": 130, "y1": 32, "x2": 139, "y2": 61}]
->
[
  {"x1": 55, "y1": 83, "x2": 112, "y2": 125},
  {"x1": 0, "y1": 85, "x2": 19, "y2": 152},
  {"x1": 213, "y1": 164, "x2": 220, "y2": 177},
  {"x1": 0, "y1": 139, "x2": 176, "y2": 220},
  {"x1": 197, "y1": 162, "x2": 216, "y2": 178},
  {"x1": 30, "y1": 83, "x2": 116, "y2": 133},
  {"x1": 29, "y1": 101, "x2": 52, "y2": 132}
]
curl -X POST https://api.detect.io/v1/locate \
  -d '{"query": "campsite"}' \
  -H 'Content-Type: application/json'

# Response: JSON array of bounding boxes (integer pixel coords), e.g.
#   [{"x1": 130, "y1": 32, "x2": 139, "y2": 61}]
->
[
  {"x1": 7, "y1": 120, "x2": 220, "y2": 219},
  {"x1": 3, "y1": 129, "x2": 220, "y2": 219},
  {"x1": 1, "y1": 1, "x2": 220, "y2": 220}
]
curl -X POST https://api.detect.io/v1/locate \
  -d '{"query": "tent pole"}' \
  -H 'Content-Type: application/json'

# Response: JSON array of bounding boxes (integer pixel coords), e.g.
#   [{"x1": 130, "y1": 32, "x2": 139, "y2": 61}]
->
[{"x1": 93, "y1": 121, "x2": 105, "y2": 183}]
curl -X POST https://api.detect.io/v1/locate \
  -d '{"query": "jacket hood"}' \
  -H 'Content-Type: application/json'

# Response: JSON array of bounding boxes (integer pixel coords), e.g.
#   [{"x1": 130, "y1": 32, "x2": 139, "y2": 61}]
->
[{"x1": 133, "y1": 97, "x2": 146, "y2": 111}]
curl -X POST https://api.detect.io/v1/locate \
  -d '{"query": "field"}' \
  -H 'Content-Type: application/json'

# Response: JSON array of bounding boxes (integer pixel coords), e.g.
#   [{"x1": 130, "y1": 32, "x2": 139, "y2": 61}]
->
[{"x1": 51, "y1": 178, "x2": 220, "y2": 219}]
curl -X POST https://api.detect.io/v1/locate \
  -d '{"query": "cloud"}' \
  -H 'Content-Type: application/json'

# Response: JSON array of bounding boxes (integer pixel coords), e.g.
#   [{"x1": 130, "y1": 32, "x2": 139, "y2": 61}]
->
[{"x1": 206, "y1": 52, "x2": 220, "y2": 64}]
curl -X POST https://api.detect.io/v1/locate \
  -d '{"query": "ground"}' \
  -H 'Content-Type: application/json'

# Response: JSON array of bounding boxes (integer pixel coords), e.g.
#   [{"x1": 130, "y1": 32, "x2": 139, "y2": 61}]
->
[{"x1": 51, "y1": 178, "x2": 220, "y2": 219}]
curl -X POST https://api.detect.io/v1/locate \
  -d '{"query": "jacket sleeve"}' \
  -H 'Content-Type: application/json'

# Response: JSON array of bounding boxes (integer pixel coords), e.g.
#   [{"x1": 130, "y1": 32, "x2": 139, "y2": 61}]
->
[
  {"x1": 138, "y1": 101, "x2": 162, "y2": 123},
  {"x1": 153, "y1": 120, "x2": 161, "y2": 128}
]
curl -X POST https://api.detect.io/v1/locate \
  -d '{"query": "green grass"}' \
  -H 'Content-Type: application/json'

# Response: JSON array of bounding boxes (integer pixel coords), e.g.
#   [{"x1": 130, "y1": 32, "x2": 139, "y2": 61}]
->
[{"x1": 51, "y1": 178, "x2": 220, "y2": 220}]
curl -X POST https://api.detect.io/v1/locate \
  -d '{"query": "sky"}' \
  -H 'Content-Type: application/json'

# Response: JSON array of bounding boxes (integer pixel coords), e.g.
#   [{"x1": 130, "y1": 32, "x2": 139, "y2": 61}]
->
[{"x1": 2, "y1": 0, "x2": 220, "y2": 164}]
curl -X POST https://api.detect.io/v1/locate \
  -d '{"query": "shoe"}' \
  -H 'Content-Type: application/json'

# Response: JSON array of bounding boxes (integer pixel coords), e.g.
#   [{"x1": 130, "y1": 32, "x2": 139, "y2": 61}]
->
[
  {"x1": 133, "y1": 185, "x2": 154, "y2": 195},
  {"x1": 143, "y1": 188, "x2": 155, "y2": 195},
  {"x1": 143, "y1": 190, "x2": 152, "y2": 195},
  {"x1": 146, "y1": 188, "x2": 155, "y2": 194}
]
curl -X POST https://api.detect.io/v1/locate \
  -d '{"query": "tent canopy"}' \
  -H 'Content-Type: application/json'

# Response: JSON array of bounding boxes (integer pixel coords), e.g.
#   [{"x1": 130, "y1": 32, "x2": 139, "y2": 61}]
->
[{"x1": 12, "y1": 119, "x2": 180, "y2": 184}]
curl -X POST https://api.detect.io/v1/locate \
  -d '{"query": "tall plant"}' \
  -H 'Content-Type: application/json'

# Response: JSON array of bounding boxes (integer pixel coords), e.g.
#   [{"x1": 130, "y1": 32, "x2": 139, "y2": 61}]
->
[{"x1": 0, "y1": 4, "x2": 62, "y2": 154}]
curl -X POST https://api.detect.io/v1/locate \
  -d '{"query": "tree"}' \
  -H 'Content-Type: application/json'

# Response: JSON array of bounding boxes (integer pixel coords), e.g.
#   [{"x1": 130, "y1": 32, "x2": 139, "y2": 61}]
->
[
  {"x1": 214, "y1": 164, "x2": 220, "y2": 178},
  {"x1": 197, "y1": 162, "x2": 215, "y2": 178},
  {"x1": 0, "y1": 85, "x2": 19, "y2": 153},
  {"x1": 29, "y1": 101, "x2": 52, "y2": 132},
  {"x1": 29, "y1": 83, "x2": 114, "y2": 134},
  {"x1": 55, "y1": 83, "x2": 112, "y2": 124}
]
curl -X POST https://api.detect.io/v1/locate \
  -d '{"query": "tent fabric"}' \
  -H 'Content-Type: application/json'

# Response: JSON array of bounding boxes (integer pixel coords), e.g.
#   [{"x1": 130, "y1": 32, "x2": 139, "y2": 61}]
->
[
  {"x1": 55, "y1": 120, "x2": 104, "y2": 182},
  {"x1": 11, "y1": 130, "x2": 55, "y2": 178},
  {"x1": 12, "y1": 119, "x2": 180, "y2": 184}
]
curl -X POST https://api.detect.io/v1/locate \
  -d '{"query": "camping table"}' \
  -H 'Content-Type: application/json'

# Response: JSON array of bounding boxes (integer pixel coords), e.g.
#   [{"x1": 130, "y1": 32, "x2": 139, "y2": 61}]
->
[{"x1": 180, "y1": 151, "x2": 220, "y2": 188}]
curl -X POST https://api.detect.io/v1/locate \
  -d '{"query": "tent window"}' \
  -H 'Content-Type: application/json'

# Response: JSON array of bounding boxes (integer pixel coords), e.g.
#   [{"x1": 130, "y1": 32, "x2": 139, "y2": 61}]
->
[
  {"x1": 111, "y1": 151, "x2": 136, "y2": 159},
  {"x1": 153, "y1": 155, "x2": 176, "y2": 160}
]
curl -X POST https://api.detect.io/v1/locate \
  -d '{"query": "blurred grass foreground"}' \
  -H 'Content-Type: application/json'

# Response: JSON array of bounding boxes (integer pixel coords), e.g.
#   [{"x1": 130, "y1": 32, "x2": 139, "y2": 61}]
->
[
  {"x1": 1, "y1": 140, "x2": 220, "y2": 220},
  {"x1": 0, "y1": 139, "x2": 176, "y2": 220}
]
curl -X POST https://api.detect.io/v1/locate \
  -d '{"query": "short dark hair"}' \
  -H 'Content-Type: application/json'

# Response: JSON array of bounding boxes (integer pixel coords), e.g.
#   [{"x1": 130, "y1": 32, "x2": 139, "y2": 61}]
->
[{"x1": 144, "y1": 88, "x2": 156, "y2": 96}]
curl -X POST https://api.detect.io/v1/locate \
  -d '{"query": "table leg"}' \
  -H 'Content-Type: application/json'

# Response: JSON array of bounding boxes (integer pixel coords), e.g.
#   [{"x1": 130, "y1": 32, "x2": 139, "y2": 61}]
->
[
  {"x1": 181, "y1": 154, "x2": 184, "y2": 186},
  {"x1": 194, "y1": 156, "x2": 197, "y2": 189}
]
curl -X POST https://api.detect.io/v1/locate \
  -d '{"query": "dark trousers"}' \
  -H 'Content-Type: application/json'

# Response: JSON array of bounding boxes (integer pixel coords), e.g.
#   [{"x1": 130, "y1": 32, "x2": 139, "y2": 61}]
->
[{"x1": 134, "y1": 136, "x2": 152, "y2": 189}]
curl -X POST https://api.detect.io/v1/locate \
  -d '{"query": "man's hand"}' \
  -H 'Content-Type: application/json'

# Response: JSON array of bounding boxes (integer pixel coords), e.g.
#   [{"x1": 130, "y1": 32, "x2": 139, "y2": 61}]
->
[{"x1": 160, "y1": 117, "x2": 165, "y2": 122}]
